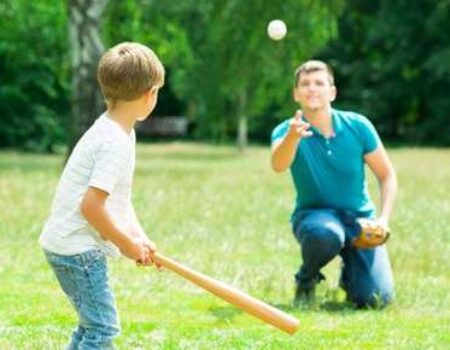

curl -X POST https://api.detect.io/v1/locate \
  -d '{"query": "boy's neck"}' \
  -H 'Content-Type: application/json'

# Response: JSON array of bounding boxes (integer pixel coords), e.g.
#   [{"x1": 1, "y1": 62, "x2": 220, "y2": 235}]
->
[{"x1": 107, "y1": 102, "x2": 143, "y2": 134}]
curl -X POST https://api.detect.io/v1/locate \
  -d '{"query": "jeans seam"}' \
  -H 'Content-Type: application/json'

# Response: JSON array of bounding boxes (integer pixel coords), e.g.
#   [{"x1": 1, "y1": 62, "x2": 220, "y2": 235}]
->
[{"x1": 83, "y1": 259, "x2": 112, "y2": 342}]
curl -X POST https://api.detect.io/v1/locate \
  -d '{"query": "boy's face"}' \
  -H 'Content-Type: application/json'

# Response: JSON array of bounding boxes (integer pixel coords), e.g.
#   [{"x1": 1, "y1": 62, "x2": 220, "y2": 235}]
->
[{"x1": 293, "y1": 70, "x2": 336, "y2": 112}]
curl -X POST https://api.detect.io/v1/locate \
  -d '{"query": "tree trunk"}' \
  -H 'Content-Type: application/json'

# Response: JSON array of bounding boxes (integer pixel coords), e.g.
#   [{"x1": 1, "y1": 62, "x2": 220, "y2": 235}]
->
[
  {"x1": 237, "y1": 89, "x2": 248, "y2": 151},
  {"x1": 66, "y1": 0, "x2": 107, "y2": 159}
]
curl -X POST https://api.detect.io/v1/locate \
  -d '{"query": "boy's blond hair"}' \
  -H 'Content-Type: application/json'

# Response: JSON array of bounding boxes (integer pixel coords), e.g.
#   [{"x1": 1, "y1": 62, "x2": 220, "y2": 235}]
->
[
  {"x1": 97, "y1": 42, "x2": 165, "y2": 105},
  {"x1": 294, "y1": 60, "x2": 334, "y2": 87}
]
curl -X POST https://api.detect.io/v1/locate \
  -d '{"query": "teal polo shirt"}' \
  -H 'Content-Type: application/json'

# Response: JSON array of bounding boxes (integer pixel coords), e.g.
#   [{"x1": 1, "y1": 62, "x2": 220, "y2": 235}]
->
[{"x1": 271, "y1": 109, "x2": 381, "y2": 219}]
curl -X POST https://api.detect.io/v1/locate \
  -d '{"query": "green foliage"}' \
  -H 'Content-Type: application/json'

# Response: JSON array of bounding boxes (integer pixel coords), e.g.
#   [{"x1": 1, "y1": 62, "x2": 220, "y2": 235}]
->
[
  {"x1": 1, "y1": 144, "x2": 450, "y2": 348},
  {"x1": 102, "y1": 0, "x2": 343, "y2": 141},
  {"x1": 102, "y1": 0, "x2": 188, "y2": 117},
  {"x1": 143, "y1": 1, "x2": 344, "y2": 141},
  {"x1": 0, "y1": 1, "x2": 69, "y2": 152},
  {"x1": 319, "y1": 0, "x2": 450, "y2": 145},
  {"x1": 2, "y1": 1, "x2": 450, "y2": 150}
]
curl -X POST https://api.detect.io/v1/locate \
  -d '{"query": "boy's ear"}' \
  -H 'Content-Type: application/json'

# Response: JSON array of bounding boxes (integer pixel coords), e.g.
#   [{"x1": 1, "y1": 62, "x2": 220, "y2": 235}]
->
[
  {"x1": 143, "y1": 87, "x2": 156, "y2": 101},
  {"x1": 148, "y1": 87, "x2": 159, "y2": 97}
]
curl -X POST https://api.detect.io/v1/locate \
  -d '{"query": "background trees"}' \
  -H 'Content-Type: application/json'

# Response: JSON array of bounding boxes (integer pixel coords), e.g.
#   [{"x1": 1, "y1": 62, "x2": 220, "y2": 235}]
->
[
  {"x1": 67, "y1": 0, "x2": 107, "y2": 154},
  {"x1": 1, "y1": 0, "x2": 449, "y2": 151},
  {"x1": 104, "y1": 0, "x2": 344, "y2": 148},
  {"x1": 0, "y1": 1, "x2": 68, "y2": 152},
  {"x1": 319, "y1": 0, "x2": 450, "y2": 145}
]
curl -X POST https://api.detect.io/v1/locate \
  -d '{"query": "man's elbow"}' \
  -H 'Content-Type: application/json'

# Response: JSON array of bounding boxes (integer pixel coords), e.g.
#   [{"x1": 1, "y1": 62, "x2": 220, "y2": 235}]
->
[{"x1": 380, "y1": 171, "x2": 398, "y2": 189}]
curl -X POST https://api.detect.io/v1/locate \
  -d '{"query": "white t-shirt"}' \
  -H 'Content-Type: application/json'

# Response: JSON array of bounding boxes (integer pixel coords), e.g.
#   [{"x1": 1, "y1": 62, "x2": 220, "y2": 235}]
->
[{"x1": 39, "y1": 113, "x2": 136, "y2": 257}]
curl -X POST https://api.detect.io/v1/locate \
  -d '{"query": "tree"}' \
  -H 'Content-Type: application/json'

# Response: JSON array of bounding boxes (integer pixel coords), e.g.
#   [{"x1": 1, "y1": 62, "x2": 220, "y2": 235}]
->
[
  {"x1": 0, "y1": 1, "x2": 69, "y2": 152},
  {"x1": 319, "y1": 0, "x2": 450, "y2": 145},
  {"x1": 127, "y1": 0, "x2": 344, "y2": 148},
  {"x1": 67, "y1": 0, "x2": 108, "y2": 155}
]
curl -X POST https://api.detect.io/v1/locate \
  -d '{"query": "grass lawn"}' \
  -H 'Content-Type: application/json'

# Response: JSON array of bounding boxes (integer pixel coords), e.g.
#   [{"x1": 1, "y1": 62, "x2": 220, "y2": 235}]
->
[{"x1": 0, "y1": 143, "x2": 449, "y2": 349}]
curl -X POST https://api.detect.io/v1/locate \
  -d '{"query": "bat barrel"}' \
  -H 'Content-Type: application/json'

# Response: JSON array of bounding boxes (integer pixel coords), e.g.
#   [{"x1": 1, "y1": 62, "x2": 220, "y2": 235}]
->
[{"x1": 153, "y1": 252, "x2": 299, "y2": 334}]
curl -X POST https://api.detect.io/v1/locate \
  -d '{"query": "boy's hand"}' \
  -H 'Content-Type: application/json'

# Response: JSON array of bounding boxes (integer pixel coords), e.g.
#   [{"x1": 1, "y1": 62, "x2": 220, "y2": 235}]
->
[
  {"x1": 136, "y1": 238, "x2": 162, "y2": 269},
  {"x1": 119, "y1": 238, "x2": 148, "y2": 262}
]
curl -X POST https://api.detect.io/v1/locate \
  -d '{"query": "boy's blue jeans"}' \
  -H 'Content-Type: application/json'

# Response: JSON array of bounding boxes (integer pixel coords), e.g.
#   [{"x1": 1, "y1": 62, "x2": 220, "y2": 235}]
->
[
  {"x1": 292, "y1": 209, "x2": 394, "y2": 307},
  {"x1": 44, "y1": 249, "x2": 120, "y2": 349}
]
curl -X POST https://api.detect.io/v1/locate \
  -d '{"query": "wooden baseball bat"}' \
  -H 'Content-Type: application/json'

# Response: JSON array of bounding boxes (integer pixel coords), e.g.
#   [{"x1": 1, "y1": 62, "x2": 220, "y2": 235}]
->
[{"x1": 153, "y1": 252, "x2": 299, "y2": 335}]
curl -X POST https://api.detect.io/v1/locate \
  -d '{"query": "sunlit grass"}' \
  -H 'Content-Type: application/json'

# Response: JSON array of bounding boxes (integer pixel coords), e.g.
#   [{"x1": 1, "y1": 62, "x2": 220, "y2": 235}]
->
[{"x1": 1, "y1": 143, "x2": 449, "y2": 349}]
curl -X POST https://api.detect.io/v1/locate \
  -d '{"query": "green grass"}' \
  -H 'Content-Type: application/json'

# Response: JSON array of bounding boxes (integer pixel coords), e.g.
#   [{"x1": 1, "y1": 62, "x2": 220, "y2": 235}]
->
[{"x1": 0, "y1": 143, "x2": 449, "y2": 349}]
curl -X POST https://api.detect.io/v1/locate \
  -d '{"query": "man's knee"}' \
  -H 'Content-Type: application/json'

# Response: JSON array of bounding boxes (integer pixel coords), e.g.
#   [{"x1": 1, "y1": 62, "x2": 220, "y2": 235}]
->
[{"x1": 300, "y1": 224, "x2": 344, "y2": 256}]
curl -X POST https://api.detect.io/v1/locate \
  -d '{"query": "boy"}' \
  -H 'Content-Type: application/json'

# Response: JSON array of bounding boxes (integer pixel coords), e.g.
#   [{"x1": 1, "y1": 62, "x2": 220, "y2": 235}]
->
[{"x1": 39, "y1": 42, "x2": 165, "y2": 348}]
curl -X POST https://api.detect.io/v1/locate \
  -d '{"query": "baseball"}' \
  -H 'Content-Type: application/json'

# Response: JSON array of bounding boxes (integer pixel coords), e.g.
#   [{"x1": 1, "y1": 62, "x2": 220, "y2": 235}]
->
[{"x1": 267, "y1": 19, "x2": 287, "y2": 41}]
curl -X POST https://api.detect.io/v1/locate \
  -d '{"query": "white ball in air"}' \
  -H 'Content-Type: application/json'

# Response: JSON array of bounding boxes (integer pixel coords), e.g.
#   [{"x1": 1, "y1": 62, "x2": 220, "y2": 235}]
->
[{"x1": 267, "y1": 19, "x2": 287, "y2": 41}]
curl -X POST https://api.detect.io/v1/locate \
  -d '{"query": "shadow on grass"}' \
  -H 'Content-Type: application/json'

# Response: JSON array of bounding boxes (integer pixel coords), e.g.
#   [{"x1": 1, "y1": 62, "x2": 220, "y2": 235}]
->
[
  {"x1": 204, "y1": 289, "x2": 364, "y2": 324},
  {"x1": 208, "y1": 305, "x2": 243, "y2": 323},
  {"x1": 318, "y1": 300, "x2": 355, "y2": 313},
  {"x1": 273, "y1": 300, "x2": 356, "y2": 314},
  {"x1": 208, "y1": 302, "x2": 302, "y2": 324},
  {"x1": 207, "y1": 299, "x2": 357, "y2": 324}
]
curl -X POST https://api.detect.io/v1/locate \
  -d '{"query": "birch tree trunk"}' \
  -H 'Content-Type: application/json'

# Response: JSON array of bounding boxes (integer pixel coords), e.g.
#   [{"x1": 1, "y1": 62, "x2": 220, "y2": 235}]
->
[
  {"x1": 237, "y1": 89, "x2": 248, "y2": 151},
  {"x1": 67, "y1": 0, "x2": 107, "y2": 157}
]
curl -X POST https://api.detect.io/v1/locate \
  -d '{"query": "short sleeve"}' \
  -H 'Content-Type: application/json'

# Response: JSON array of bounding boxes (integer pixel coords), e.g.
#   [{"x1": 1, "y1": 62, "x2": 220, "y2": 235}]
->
[
  {"x1": 89, "y1": 140, "x2": 131, "y2": 193},
  {"x1": 358, "y1": 116, "x2": 381, "y2": 154},
  {"x1": 271, "y1": 120, "x2": 290, "y2": 144}
]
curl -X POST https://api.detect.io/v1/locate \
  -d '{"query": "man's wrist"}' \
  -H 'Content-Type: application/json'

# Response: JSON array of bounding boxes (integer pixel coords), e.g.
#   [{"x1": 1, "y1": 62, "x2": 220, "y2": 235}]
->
[
  {"x1": 285, "y1": 132, "x2": 302, "y2": 145},
  {"x1": 376, "y1": 216, "x2": 390, "y2": 232}
]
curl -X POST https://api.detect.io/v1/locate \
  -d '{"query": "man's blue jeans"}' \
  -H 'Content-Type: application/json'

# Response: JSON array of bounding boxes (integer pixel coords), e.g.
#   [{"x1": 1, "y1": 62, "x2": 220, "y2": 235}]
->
[
  {"x1": 292, "y1": 209, "x2": 394, "y2": 307},
  {"x1": 44, "y1": 249, "x2": 120, "y2": 349}
]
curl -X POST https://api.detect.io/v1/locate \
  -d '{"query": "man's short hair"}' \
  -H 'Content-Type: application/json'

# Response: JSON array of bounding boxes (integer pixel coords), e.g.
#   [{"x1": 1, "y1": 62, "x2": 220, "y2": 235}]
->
[
  {"x1": 97, "y1": 42, "x2": 165, "y2": 104},
  {"x1": 294, "y1": 60, "x2": 334, "y2": 87}
]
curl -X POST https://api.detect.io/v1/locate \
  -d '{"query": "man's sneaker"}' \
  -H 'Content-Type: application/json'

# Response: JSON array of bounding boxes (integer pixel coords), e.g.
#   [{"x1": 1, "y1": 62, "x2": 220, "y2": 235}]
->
[
  {"x1": 293, "y1": 273, "x2": 325, "y2": 307},
  {"x1": 293, "y1": 283, "x2": 316, "y2": 307}
]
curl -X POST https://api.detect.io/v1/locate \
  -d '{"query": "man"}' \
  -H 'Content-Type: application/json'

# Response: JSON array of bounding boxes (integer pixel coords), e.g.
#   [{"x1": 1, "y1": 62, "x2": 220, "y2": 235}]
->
[{"x1": 271, "y1": 60, "x2": 397, "y2": 308}]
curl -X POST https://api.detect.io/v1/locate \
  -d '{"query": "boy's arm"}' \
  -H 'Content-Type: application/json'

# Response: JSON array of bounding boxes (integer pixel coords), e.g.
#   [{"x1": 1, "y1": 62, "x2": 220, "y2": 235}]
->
[{"x1": 80, "y1": 187, "x2": 150, "y2": 262}]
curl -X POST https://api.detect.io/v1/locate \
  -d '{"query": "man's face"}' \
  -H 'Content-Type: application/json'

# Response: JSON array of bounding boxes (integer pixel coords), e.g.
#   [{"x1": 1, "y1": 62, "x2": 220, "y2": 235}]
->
[{"x1": 293, "y1": 70, "x2": 336, "y2": 112}]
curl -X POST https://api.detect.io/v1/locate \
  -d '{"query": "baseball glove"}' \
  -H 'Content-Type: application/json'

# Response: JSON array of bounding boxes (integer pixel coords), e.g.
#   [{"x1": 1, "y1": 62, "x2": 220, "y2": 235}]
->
[{"x1": 352, "y1": 218, "x2": 390, "y2": 249}]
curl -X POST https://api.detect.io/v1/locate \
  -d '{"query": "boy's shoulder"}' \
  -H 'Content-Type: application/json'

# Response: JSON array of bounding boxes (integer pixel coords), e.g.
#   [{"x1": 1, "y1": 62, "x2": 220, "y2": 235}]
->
[
  {"x1": 69, "y1": 114, "x2": 134, "y2": 167},
  {"x1": 86, "y1": 114, "x2": 134, "y2": 145}
]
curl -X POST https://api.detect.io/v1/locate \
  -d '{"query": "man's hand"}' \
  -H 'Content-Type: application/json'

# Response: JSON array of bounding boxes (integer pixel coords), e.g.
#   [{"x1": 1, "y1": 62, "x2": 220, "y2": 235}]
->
[
  {"x1": 374, "y1": 216, "x2": 390, "y2": 235},
  {"x1": 352, "y1": 218, "x2": 390, "y2": 249},
  {"x1": 287, "y1": 110, "x2": 313, "y2": 141},
  {"x1": 271, "y1": 110, "x2": 312, "y2": 173}
]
